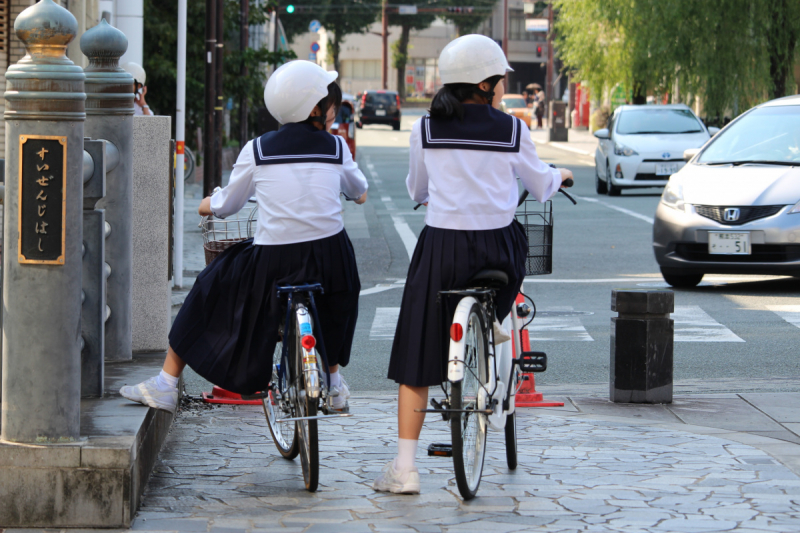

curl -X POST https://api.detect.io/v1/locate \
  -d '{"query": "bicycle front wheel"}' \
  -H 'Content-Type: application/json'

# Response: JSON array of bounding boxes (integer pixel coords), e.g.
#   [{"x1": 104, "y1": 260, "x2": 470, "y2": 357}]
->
[
  {"x1": 263, "y1": 338, "x2": 299, "y2": 459},
  {"x1": 451, "y1": 303, "x2": 489, "y2": 500},
  {"x1": 293, "y1": 323, "x2": 319, "y2": 492}
]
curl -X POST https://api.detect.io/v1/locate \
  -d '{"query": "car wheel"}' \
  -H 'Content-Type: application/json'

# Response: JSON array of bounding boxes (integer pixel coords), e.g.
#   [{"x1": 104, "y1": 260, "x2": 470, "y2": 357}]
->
[
  {"x1": 595, "y1": 164, "x2": 607, "y2": 194},
  {"x1": 661, "y1": 268, "x2": 703, "y2": 288},
  {"x1": 392, "y1": 121, "x2": 400, "y2": 131},
  {"x1": 356, "y1": 121, "x2": 363, "y2": 129},
  {"x1": 606, "y1": 162, "x2": 621, "y2": 196}
]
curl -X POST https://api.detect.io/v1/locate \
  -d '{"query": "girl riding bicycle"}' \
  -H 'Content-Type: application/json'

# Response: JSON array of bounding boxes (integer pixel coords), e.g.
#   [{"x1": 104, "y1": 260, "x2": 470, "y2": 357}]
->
[
  {"x1": 373, "y1": 35, "x2": 573, "y2": 494},
  {"x1": 120, "y1": 61, "x2": 368, "y2": 414}
]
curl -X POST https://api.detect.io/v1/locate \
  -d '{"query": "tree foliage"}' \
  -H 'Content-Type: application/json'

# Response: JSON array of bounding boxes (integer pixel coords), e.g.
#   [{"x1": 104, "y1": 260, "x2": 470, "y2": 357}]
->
[
  {"x1": 555, "y1": 0, "x2": 800, "y2": 118},
  {"x1": 438, "y1": 0, "x2": 495, "y2": 37},
  {"x1": 143, "y1": 0, "x2": 294, "y2": 150}
]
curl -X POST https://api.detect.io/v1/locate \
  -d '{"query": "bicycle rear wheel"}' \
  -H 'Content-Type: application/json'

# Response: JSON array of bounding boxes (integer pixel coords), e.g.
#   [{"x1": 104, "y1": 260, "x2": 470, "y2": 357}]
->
[
  {"x1": 293, "y1": 316, "x2": 319, "y2": 492},
  {"x1": 451, "y1": 303, "x2": 489, "y2": 500},
  {"x1": 263, "y1": 337, "x2": 299, "y2": 459}
]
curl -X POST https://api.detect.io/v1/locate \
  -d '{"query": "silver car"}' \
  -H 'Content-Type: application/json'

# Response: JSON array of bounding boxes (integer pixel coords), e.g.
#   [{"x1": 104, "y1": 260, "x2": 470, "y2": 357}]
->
[{"x1": 653, "y1": 95, "x2": 800, "y2": 287}]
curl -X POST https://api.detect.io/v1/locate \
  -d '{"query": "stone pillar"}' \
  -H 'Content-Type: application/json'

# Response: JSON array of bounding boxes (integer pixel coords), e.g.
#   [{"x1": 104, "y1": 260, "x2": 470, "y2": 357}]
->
[
  {"x1": 81, "y1": 19, "x2": 134, "y2": 361},
  {"x1": 610, "y1": 289, "x2": 675, "y2": 404},
  {"x1": 1, "y1": 0, "x2": 86, "y2": 442}
]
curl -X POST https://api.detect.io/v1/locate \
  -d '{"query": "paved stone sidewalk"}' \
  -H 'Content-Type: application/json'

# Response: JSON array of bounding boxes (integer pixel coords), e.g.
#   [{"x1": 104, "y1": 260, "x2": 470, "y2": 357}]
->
[{"x1": 128, "y1": 397, "x2": 800, "y2": 533}]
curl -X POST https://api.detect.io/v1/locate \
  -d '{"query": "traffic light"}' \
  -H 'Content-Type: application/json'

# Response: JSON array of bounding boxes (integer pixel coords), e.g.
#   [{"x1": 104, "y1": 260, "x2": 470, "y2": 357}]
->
[
  {"x1": 286, "y1": 4, "x2": 295, "y2": 13},
  {"x1": 536, "y1": 46, "x2": 542, "y2": 58}
]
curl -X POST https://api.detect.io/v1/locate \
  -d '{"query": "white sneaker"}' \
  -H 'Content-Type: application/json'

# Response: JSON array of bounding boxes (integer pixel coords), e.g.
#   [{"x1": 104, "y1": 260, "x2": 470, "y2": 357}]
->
[
  {"x1": 330, "y1": 376, "x2": 351, "y2": 412},
  {"x1": 493, "y1": 319, "x2": 512, "y2": 344},
  {"x1": 373, "y1": 461, "x2": 420, "y2": 494},
  {"x1": 120, "y1": 376, "x2": 178, "y2": 413}
]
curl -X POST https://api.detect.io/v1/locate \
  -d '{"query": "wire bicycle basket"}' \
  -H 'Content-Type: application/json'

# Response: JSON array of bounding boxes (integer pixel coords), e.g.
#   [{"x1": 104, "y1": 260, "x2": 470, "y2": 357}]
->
[
  {"x1": 200, "y1": 202, "x2": 258, "y2": 265},
  {"x1": 515, "y1": 199, "x2": 553, "y2": 276}
]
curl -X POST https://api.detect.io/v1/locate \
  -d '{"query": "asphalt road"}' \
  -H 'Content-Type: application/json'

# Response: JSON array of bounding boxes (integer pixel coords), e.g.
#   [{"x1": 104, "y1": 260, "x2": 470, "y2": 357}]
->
[{"x1": 182, "y1": 109, "x2": 800, "y2": 396}]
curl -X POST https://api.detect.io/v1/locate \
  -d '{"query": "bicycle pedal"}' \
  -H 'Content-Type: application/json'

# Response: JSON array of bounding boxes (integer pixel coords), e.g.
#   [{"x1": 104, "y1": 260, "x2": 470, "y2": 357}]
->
[
  {"x1": 240, "y1": 391, "x2": 269, "y2": 400},
  {"x1": 517, "y1": 351, "x2": 547, "y2": 373},
  {"x1": 427, "y1": 443, "x2": 453, "y2": 457}
]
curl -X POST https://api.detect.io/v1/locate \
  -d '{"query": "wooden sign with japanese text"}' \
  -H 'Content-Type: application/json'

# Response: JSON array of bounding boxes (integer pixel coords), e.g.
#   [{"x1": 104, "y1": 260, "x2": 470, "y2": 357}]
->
[{"x1": 18, "y1": 135, "x2": 67, "y2": 265}]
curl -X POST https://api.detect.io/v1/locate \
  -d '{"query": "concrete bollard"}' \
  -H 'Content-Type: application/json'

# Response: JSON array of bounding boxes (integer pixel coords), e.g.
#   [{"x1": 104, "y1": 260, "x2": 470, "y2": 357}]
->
[
  {"x1": 610, "y1": 289, "x2": 675, "y2": 404},
  {"x1": 1, "y1": 0, "x2": 86, "y2": 442},
  {"x1": 81, "y1": 20, "x2": 134, "y2": 361}
]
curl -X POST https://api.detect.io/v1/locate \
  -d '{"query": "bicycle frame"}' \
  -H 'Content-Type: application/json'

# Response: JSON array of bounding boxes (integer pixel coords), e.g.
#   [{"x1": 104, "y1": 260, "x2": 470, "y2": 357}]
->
[{"x1": 444, "y1": 288, "x2": 525, "y2": 430}]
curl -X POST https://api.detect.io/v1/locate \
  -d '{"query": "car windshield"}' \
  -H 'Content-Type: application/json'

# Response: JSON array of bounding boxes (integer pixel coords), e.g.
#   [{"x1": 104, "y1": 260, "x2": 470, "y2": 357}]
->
[
  {"x1": 367, "y1": 93, "x2": 395, "y2": 106},
  {"x1": 696, "y1": 106, "x2": 800, "y2": 165},
  {"x1": 503, "y1": 98, "x2": 527, "y2": 108},
  {"x1": 616, "y1": 108, "x2": 704, "y2": 135}
]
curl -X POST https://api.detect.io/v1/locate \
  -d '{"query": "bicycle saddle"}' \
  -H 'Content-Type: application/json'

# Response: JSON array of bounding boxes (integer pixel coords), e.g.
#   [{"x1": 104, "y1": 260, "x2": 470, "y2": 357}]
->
[{"x1": 467, "y1": 269, "x2": 509, "y2": 289}]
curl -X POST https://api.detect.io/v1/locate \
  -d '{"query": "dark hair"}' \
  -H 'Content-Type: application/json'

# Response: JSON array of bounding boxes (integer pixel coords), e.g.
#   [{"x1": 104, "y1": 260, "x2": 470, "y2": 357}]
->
[
  {"x1": 302, "y1": 81, "x2": 342, "y2": 126},
  {"x1": 429, "y1": 75, "x2": 504, "y2": 120}
]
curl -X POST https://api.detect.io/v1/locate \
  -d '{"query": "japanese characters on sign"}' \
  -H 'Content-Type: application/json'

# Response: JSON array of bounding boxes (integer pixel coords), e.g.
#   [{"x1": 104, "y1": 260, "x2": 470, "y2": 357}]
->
[{"x1": 19, "y1": 135, "x2": 67, "y2": 264}]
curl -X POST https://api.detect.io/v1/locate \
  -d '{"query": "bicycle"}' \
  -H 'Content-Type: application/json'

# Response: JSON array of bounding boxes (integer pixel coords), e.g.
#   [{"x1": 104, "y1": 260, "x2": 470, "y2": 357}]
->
[
  {"x1": 200, "y1": 203, "x2": 351, "y2": 493},
  {"x1": 419, "y1": 177, "x2": 575, "y2": 500}
]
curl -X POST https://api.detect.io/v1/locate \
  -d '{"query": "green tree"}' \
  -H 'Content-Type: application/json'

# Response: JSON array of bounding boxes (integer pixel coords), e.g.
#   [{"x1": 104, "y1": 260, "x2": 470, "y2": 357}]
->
[
  {"x1": 320, "y1": 1, "x2": 380, "y2": 74},
  {"x1": 388, "y1": 4, "x2": 436, "y2": 100},
  {"x1": 143, "y1": 0, "x2": 294, "y2": 149},
  {"x1": 555, "y1": 0, "x2": 800, "y2": 118}
]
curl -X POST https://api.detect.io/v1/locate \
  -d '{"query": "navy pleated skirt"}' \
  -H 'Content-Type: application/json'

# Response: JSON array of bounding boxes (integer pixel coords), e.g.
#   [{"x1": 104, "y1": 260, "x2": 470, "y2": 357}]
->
[
  {"x1": 169, "y1": 230, "x2": 360, "y2": 395},
  {"x1": 388, "y1": 221, "x2": 528, "y2": 387}
]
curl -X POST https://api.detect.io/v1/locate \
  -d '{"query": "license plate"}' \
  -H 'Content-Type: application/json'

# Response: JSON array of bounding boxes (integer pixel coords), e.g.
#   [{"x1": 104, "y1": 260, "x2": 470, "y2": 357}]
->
[
  {"x1": 708, "y1": 232, "x2": 751, "y2": 255},
  {"x1": 656, "y1": 162, "x2": 680, "y2": 175},
  {"x1": 375, "y1": 110, "x2": 386, "y2": 116}
]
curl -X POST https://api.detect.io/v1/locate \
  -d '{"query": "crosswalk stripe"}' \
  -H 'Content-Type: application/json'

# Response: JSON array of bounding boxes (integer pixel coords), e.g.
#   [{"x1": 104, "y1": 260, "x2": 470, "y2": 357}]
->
[
  {"x1": 766, "y1": 305, "x2": 800, "y2": 330},
  {"x1": 370, "y1": 307, "x2": 400, "y2": 340},
  {"x1": 527, "y1": 306, "x2": 594, "y2": 342},
  {"x1": 673, "y1": 305, "x2": 744, "y2": 342}
]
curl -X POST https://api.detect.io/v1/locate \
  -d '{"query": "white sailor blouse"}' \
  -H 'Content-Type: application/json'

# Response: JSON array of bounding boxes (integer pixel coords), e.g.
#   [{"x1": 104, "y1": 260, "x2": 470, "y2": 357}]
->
[
  {"x1": 210, "y1": 123, "x2": 369, "y2": 245},
  {"x1": 407, "y1": 104, "x2": 561, "y2": 231}
]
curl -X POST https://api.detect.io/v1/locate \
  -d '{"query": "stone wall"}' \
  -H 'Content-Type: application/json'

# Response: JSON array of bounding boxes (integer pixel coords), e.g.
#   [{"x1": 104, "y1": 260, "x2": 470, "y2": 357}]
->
[{"x1": 131, "y1": 115, "x2": 172, "y2": 352}]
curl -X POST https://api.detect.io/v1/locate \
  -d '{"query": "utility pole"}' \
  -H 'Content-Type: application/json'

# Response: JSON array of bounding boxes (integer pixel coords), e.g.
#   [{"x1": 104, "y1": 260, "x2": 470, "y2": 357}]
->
[
  {"x1": 381, "y1": 0, "x2": 388, "y2": 90},
  {"x1": 545, "y1": 0, "x2": 554, "y2": 124},
  {"x1": 239, "y1": 0, "x2": 249, "y2": 149},
  {"x1": 214, "y1": 0, "x2": 225, "y2": 190},
  {"x1": 503, "y1": 0, "x2": 509, "y2": 88},
  {"x1": 175, "y1": 0, "x2": 187, "y2": 287},
  {"x1": 203, "y1": 0, "x2": 217, "y2": 197}
]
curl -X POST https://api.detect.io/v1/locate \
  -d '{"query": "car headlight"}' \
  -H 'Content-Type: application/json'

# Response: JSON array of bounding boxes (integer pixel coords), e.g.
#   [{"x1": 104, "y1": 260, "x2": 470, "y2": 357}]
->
[
  {"x1": 661, "y1": 181, "x2": 686, "y2": 212},
  {"x1": 790, "y1": 200, "x2": 800, "y2": 214},
  {"x1": 614, "y1": 143, "x2": 638, "y2": 156}
]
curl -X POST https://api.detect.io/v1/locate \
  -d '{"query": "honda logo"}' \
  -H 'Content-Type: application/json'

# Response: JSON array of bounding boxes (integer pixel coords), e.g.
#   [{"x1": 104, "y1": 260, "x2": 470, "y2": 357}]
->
[{"x1": 723, "y1": 208, "x2": 740, "y2": 222}]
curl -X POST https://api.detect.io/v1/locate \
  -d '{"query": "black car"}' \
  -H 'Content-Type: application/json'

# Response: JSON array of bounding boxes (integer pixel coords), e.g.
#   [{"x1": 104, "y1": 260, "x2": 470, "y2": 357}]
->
[{"x1": 357, "y1": 90, "x2": 401, "y2": 130}]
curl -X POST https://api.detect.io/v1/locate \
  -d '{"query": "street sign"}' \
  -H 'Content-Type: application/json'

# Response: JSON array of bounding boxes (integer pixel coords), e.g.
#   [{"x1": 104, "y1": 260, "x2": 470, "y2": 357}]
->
[
  {"x1": 310, "y1": 42, "x2": 320, "y2": 53},
  {"x1": 526, "y1": 18, "x2": 548, "y2": 32},
  {"x1": 309, "y1": 19, "x2": 321, "y2": 32},
  {"x1": 308, "y1": 53, "x2": 317, "y2": 61},
  {"x1": 398, "y1": 5, "x2": 417, "y2": 14}
]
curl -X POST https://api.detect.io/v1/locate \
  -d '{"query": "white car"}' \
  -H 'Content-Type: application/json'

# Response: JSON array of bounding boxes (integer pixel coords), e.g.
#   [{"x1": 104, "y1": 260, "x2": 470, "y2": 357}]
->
[{"x1": 593, "y1": 104, "x2": 719, "y2": 196}]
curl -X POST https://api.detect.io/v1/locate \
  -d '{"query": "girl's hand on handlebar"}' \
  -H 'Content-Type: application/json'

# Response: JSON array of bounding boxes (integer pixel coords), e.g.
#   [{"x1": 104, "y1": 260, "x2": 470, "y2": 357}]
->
[
  {"x1": 355, "y1": 191, "x2": 368, "y2": 205},
  {"x1": 198, "y1": 196, "x2": 213, "y2": 216},
  {"x1": 558, "y1": 168, "x2": 574, "y2": 188}
]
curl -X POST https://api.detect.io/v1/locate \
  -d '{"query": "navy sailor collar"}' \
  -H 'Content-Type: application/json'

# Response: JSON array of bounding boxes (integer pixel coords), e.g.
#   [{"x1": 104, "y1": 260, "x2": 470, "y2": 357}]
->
[
  {"x1": 253, "y1": 122, "x2": 343, "y2": 166},
  {"x1": 421, "y1": 104, "x2": 521, "y2": 153}
]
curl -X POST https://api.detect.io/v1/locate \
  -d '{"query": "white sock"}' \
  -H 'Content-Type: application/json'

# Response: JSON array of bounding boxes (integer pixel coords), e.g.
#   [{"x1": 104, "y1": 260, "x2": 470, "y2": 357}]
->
[
  {"x1": 393, "y1": 438, "x2": 418, "y2": 471},
  {"x1": 156, "y1": 370, "x2": 179, "y2": 392},
  {"x1": 329, "y1": 370, "x2": 341, "y2": 389}
]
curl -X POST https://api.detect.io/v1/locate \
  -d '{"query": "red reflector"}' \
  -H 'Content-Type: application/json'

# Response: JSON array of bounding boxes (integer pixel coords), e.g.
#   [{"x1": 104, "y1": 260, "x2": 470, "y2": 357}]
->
[
  {"x1": 301, "y1": 335, "x2": 316, "y2": 350},
  {"x1": 450, "y1": 323, "x2": 463, "y2": 342}
]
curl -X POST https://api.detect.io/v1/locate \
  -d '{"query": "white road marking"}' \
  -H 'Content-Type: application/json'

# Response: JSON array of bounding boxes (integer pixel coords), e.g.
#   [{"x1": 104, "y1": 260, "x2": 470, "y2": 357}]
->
[
  {"x1": 360, "y1": 280, "x2": 405, "y2": 296},
  {"x1": 391, "y1": 215, "x2": 418, "y2": 261},
  {"x1": 576, "y1": 195, "x2": 655, "y2": 224},
  {"x1": 673, "y1": 305, "x2": 744, "y2": 342},
  {"x1": 528, "y1": 306, "x2": 594, "y2": 342},
  {"x1": 370, "y1": 307, "x2": 400, "y2": 339},
  {"x1": 526, "y1": 277, "x2": 662, "y2": 283},
  {"x1": 766, "y1": 305, "x2": 800, "y2": 330}
]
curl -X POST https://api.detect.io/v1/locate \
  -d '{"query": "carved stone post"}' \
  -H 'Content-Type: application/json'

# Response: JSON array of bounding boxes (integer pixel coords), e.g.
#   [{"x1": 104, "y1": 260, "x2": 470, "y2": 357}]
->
[
  {"x1": 81, "y1": 20, "x2": 134, "y2": 361},
  {"x1": 1, "y1": 0, "x2": 86, "y2": 442}
]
